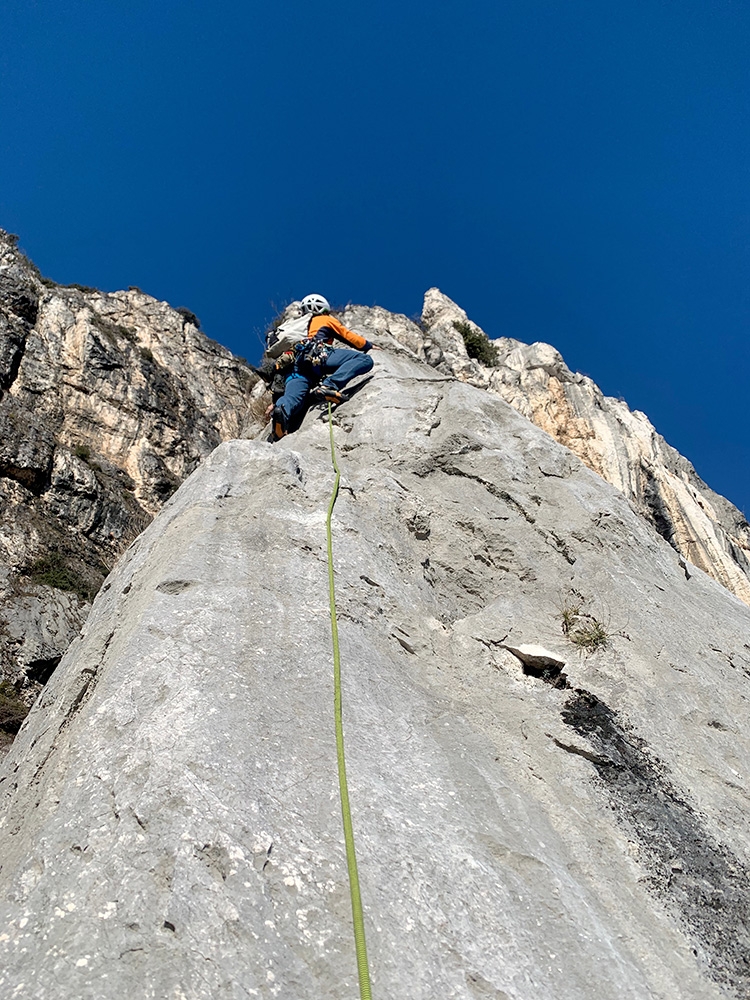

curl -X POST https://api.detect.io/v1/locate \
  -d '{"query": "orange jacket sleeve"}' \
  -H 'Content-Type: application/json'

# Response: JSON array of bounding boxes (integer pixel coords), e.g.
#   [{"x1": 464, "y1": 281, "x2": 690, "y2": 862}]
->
[{"x1": 308, "y1": 315, "x2": 372, "y2": 351}]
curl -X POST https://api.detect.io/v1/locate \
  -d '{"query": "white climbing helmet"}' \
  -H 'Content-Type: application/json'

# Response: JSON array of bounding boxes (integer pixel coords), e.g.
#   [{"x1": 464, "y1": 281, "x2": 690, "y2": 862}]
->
[{"x1": 300, "y1": 293, "x2": 330, "y2": 315}]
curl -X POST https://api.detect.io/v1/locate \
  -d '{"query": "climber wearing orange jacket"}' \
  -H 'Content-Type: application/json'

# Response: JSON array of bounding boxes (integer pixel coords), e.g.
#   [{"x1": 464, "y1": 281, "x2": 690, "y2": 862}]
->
[
  {"x1": 306, "y1": 312, "x2": 371, "y2": 351},
  {"x1": 271, "y1": 294, "x2": 374, "y2": 441}
]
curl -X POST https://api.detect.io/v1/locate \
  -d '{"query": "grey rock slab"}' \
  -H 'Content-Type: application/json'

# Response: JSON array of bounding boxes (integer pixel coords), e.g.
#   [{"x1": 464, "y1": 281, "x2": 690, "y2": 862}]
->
[{"x1": 1, "y1": 350, "x2": 749, "y2": 999}]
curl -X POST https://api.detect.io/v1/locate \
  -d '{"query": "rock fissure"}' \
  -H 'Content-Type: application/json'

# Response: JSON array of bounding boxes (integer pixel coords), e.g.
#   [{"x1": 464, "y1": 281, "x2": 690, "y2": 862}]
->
[
  {"x1": 25, "y1": 655, "x2": 62, "y2": 685},
  {"x1": 550, "y1": 736, "x2": 614, "y2": 766},
  {"x1": 0, "y1": 458, "x2": 51, "y2": 495},
  {"x1": 435, "y1": 461, "x2": 536, "y2": 523},
  {"x1": 0, "y1": 333, "x2": 28, "y2": 397},
  {"x1": 62, "y1": 667, "x2": 100, "y2": 728}
]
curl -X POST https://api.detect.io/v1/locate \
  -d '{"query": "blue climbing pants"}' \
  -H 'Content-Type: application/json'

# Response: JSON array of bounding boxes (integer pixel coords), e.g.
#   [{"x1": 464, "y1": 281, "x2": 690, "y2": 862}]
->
[{"x1": 276, "y1": 349, "x2": 374, "y2": 428}]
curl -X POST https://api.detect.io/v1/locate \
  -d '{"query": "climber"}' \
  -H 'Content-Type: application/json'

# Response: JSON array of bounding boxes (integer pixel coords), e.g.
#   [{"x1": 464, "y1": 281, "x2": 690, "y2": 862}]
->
[{"x1": 271, "y1": 294, "x2": 374, "y2": 441}]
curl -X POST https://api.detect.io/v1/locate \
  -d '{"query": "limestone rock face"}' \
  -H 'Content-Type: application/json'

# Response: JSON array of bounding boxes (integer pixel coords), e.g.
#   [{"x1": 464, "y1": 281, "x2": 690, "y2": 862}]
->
[
  {"x1": 379, "y1": 289, "x2": 750, "y2": 606},
  {"x1": 1, "y1": 346, "x2": 748, "y2": 999},
  {"x1": 0, "y1": 231, "x2": 257, "y2": 695}
]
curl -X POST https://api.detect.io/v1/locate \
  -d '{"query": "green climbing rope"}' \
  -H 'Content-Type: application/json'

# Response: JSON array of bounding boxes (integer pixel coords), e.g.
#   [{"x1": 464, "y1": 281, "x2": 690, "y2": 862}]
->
[{"x1": 326, "y1": 402, "x2": 373, "y2": 1000}]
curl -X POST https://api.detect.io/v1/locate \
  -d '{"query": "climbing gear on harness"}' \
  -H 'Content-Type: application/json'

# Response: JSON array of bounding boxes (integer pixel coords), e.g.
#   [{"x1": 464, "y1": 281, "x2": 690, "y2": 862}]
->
[
  {"x1": 301, "y1": 292, "x2": 330, "y2": 315},
  {"x1": 295, "y1": 335, "x2": 331, "y2": 370},
  {"x1": 271, "y1": 404, "x2": 288, "y2": 441},
  {"x1": 310, "y1": 383, "x2": 347, "y2": 406},
  {"x1": 273, "y1": 350, "x2": 295, "y2": 376},
  {"x1": 326, "y1": 403, "x2": 372, "y2": 1000}
]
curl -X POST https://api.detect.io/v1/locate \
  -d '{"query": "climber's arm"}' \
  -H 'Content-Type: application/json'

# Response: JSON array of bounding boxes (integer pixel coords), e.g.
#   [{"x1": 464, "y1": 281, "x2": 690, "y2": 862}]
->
[{"x1": 310, "y1": 315, "x2": 373, "y2": 352}]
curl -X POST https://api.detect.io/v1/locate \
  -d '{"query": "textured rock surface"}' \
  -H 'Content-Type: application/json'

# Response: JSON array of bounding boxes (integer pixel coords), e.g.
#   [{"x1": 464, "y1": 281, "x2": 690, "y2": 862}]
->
[
  {"x1": 1, "y1": 344, "x2": 748, "y2": 999},
  {"x1": 360, "y1": 289, "x2": 750, "y2": 606},
  {"x1": 0, "y1": 230, "x2": 258, "y2": 697}
]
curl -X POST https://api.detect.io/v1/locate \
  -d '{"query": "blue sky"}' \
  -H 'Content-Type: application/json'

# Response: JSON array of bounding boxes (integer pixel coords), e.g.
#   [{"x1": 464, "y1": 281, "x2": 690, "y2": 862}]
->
[{"x1": 1, "y1": 1, "x2": 748, "y2": 513}]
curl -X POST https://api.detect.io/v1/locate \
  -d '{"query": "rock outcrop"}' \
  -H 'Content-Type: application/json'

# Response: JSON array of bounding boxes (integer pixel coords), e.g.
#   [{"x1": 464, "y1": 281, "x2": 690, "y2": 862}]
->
[
  {"x1": 0, "y1": 230, "x2": 258, "y2": 701},
  {"x1": 1, "y1": 342, "x2": 748, "y2": 999},
  {"x1": 368, "y1": 289, "x2": 750, "y2": 606}
]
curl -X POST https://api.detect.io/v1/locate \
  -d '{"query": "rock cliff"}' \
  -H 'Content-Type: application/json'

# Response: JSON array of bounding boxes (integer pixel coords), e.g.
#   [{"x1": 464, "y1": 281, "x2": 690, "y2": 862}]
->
[
  {"x1": 1, "y1": 338, "x2": 748, "y2": 999},
  {"x1": 0, "y1": 230, "x2": 258, "y2": 710},
  {"x1": 369, "y1": 289, "x2": 750, "y2": 606},
  {"x1": 4, "y1": 226, "x2": 748, "y2": 727}
]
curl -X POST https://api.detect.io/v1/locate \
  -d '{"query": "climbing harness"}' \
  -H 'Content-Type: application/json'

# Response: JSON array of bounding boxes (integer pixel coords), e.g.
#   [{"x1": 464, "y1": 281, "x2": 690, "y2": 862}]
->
[
  {"x1": 296, "y1": 334, "x2": 332, "y2": 370},
  {"x1": 326, "y1": 403, "x2": 373, "y2": 1000}
]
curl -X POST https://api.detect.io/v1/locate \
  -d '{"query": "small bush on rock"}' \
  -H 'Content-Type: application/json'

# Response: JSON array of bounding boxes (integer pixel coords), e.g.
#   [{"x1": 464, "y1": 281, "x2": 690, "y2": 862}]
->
[
  {"x1": 560, "y1": 604, "x2": 582, "y2": 636},
  {"x1": 568, "y1": 618, "x2": 609, "y2": 652},
  {"x1": 248, "y1": 389, "x2": 273, "y2": 426},
  {"x1": 26, "y1": 552, "x2": 98, "y2": 602},
  {"x1": 453, "y1": 320, "x2": 499, "y2": 367},
  {"x1": 557, "y1": 596, "x2": 626, "y2": 654},
  {"x1": 176, "y1": 307, "x2": 201, "y2": 328},
  {"x1": 0, "y1": 681, "x2": 29, "y2": 734},
  {"x1": 89, "y1": 313, "x2": 136, "y2": 344}
]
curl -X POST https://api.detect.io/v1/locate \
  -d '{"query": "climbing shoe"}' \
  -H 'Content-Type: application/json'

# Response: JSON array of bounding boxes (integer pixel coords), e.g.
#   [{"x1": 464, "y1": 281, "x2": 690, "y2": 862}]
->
[
  {"x1": 271, "y1": 405, "x2": 288, "y2": 441},
  {"x1": 309, "y1": 383, "x2": 347, "y2": 406}
]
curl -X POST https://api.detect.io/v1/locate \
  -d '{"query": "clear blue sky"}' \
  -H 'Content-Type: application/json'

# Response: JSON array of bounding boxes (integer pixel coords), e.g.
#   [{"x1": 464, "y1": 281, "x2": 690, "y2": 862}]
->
[{"x1": 2, "y1": 1, "x2": 748, "y2": 513}]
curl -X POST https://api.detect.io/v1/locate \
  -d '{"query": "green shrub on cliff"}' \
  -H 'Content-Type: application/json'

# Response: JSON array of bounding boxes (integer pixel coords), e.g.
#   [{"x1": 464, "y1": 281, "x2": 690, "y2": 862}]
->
[
  {"x1": 26, "y1": 552, "x2": 98, "y2": 602},
  {"x1": 453, "y1": 320, "x2": 499, "y2": 367},
  {"x1": 0, "y1": 682, "x2": 29, "y2": 734}
]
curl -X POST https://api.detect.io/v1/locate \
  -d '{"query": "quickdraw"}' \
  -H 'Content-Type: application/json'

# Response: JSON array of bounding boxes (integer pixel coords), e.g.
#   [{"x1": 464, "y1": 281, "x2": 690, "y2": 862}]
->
[{"x1": 296, "y1": 335, "x2": 332, "y2": 369}]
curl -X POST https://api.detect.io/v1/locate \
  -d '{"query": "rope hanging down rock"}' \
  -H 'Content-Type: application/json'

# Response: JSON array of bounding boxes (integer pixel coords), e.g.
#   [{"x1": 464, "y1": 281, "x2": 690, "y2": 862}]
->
[{"x1": 326, "y1": 403, "x2": 373, "y2": 1000}]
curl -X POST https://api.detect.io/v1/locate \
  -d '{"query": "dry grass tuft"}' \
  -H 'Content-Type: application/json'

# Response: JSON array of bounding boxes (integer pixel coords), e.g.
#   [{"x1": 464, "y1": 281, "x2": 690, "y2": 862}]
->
[
  {"x1": 556, "y1": 593, "x2": 626, "y2": 654},
  {"x1": 247, "y1": 389, "x2": 273, "y2": 427}
]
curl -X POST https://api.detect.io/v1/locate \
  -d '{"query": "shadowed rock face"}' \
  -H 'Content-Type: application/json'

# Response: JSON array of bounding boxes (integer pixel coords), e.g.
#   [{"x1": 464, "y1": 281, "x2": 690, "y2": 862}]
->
[
  {"x1": 1, "y1": 343, "x2": 748, "y2": 1000},
  {"x1": 0, "y1": 231, "x2": 258, "y2": 699},
  {"x1": 370, "y1": 289, "x2": 750, "y2": 607}
]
